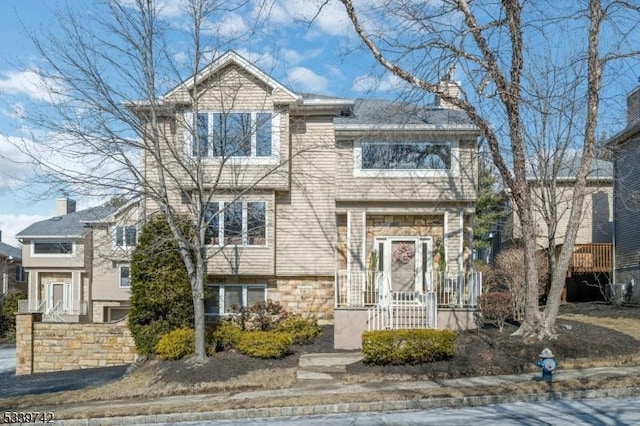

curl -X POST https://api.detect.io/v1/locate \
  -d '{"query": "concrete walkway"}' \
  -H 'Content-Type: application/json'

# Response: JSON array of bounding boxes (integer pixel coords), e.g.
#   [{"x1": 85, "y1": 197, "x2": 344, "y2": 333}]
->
[{"x1": 55, "y1": 354, "x2": 640, "y2": 425}]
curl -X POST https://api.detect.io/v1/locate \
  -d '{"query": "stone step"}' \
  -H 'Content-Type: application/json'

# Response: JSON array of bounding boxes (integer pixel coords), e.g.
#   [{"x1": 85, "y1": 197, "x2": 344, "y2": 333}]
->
[{"x1": 298, "y1": 353, "x2": 363, "y2": 369}]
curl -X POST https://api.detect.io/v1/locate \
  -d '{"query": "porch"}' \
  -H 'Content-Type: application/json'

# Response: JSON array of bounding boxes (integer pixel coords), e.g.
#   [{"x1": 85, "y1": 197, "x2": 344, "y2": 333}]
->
[
  {"x1": 334, "y1": 270, "x2": 482, "y2": 349},
  {"x1": 18, "y1": 299, "x2": 87, "y2": 322}
]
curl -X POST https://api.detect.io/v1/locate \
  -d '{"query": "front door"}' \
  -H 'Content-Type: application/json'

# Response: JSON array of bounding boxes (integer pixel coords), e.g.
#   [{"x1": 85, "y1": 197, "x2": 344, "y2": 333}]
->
[
  {"x1": 375, "y1": 237, "x2": 433, "y2": 296},
  {"x1": 46, "y1": 282, "x2": 71, "y2": 314}
]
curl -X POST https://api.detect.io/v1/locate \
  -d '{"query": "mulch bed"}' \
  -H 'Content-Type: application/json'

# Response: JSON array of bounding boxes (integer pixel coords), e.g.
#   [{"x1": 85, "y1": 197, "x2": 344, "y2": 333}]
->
[{"x1": 138, "y1": 303, "x2": 640, "y2": 386}]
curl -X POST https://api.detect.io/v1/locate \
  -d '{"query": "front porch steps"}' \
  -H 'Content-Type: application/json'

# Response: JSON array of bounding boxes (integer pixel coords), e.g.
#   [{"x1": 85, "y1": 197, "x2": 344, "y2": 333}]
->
[{"x1": 296, "y1": 353, "x2": 363, "y2": 382}]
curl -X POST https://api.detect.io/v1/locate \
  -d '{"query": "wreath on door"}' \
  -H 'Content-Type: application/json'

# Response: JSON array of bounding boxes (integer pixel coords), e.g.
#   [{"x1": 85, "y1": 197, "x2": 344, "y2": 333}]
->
[{"x1": 392, "y1": 242, "x2": 415, "y2": 264}]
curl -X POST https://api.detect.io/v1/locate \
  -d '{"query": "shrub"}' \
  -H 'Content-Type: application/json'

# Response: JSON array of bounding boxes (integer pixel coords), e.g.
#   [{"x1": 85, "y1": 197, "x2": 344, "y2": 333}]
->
[
  {"x1": 156, "y1": 327, "x2": 195, "y2": 360},
  {"x1": 229, "y1": 300, "x2": 289, "y2": 331},
  {"x1": 128, "y1": 214, "x2": 195, "y2": 355},
  {"x1": 477, "y1": 292, "x2": 512, "y2": 332},
  {"x1": 210, "y1": 322, "x2": 243, "y2": 352},
  {"x1": 361, "y1": 329, "x2": 457, "y2": 365},
  {"x1": 276, "y1": 316, "x2": 322, "y2": 345},
  {"x1": 0, "y1": 290, "x2": 25, "y2": 340},
  {"x1": 236, "y1": 330, "x2": 293, "y2": 358}
]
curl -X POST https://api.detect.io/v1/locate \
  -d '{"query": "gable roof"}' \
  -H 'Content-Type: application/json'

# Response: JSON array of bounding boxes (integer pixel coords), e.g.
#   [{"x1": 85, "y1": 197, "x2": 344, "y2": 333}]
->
[
  {"x1": 0, "y1": 242, "x2": 21, "y2": 260},
  {"x1": 527, "y1": 157, "x2": 613, "y2": 182},
  {"x1": 163, "y1": 50, "x2": 300, "y2": 102},
  {"x1": 16, "y1": 205, "x2": 118, "y2": 239}
]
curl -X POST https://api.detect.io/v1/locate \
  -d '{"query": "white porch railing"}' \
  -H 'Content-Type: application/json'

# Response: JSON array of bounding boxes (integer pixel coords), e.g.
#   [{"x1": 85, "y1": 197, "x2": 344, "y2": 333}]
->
[
  {"x1": 367, "y1": 291, "x2": 437, "y2": 331},
  {"x1": 335, "y1": 270, "x2": 482, "y2": 309},
  {"x1": 18, "y1": 299, "x2": 88, "y2": 316}
]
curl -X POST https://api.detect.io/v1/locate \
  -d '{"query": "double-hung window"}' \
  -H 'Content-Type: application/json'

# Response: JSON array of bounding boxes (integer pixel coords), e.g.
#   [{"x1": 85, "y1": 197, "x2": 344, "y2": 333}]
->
[
  {"x1": 205, "y1": 201, "x2": 266, "y2": 246},
  {"x1": 205, "y1": 284, "x2": 266, "y2": 316},
  {"x1": 189, "y1": 111, "x2": 274, "y2": 159},
  {"x1": 115, "y1": 226, "x2": 137, "y2": 248},
  {"x1": 15, "y1": 266, "x2": 26, "y2": 282}
]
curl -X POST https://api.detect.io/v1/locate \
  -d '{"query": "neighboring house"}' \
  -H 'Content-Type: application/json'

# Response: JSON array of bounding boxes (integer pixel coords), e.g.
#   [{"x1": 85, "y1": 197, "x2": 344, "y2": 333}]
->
[
  {"x1": 0, "y1": 231, "x2": 26, "y2": 296},
  {"x1": 495, "y1": 160, "x2": 613, "y2": 301},
  {"x1": 606, "y1": 86, "x2": 640, "y2": 299},
  {"x1": 16, "y1": 197, "x2": 140, "y2": 322},
  {"x1": 18, "y1": 51, "x2": 482, "y2": 349}
]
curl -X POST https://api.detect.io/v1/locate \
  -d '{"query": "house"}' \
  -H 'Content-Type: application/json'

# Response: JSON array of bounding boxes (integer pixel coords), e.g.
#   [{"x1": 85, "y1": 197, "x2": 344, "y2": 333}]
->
[
  {"x1": 16, "y1": 197, "x2": 140, "y2": 322},
  {"x1": 495, "y1": 159, "x2": 613, "y2": 301},
  {"x1": 18, "y1": 51, "x2": 482, "y2": 350},
  {"x1": 606, "y1": 86, "x2": 640, "y2": 300},
  {"x1": 0, "y1": 231, "x2": 26, "y2": 296}
]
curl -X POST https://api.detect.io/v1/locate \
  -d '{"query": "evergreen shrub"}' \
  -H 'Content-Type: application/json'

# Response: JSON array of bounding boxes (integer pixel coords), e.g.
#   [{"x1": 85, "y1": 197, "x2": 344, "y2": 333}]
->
[
  {"x1": 156, "y1": 327, "x2": 195, "y2": 360},
  {"x1": 362, "y1": 329, "x2": 457, "y2": 365},
  {"x1": 235, "y1": 330, "x2": 293, "y2": 358}
]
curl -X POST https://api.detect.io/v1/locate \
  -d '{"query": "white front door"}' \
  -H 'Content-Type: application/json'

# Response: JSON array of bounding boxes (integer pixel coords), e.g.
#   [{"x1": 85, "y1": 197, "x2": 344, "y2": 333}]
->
[
  {"x1": 375, "y1": 237, "x2": 433, "y2": 295},
  {"x1": 46, "y1": 282, "x2": 72, "y2": 313}
]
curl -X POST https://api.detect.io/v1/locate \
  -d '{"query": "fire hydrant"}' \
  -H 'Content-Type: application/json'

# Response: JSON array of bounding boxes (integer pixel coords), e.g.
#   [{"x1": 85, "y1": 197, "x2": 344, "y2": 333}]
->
[{"x1": 536, "y1": 348, "x2": 558, "y2": 381}]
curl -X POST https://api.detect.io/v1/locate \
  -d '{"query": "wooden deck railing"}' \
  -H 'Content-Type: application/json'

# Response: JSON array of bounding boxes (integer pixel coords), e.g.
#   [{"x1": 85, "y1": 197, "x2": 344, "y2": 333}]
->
[{"x1": 571, "y1": 243, "x2": 612, "y2": 273}]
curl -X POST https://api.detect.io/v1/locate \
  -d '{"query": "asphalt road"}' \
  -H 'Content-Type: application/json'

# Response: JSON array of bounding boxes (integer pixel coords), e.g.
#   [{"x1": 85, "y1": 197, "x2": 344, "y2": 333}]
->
[{"x1": 0, "y1": 346, "x2": 129, "y2": 400}]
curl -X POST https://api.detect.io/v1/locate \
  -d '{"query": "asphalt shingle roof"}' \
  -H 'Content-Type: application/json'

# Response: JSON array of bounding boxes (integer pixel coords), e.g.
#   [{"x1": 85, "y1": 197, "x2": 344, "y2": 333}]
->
[
  {"x1": 16, "y1": 205, "x2": 117, "y2": 238},
  {"x1": 334, "y1": 99, "x2": 476, "y2": 127},
  {"x1": 0, "y1": 241, "x2": 21, "y2": 259}
]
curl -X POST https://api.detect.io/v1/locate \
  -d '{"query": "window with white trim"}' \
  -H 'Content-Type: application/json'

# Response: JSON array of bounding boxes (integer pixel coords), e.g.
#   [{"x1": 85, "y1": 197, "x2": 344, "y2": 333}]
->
[
  {"x1": 115, "y1": 226, "x2": 137, "y2": 248},
  {"x1": 354, "y1": 140, "x2": 458, "y2": 177},
  {"x1": 205, "y1": 284, "x2": 266, "y2": 316},
  {"x1": 189, "y1": 111, "x2": 274, "y2": 158},
  {"x1": 32, "y1": 241, "x2": 74, "y2": 255},
  {"x1": 119, "y1": 265, "x2": 131, "y2": 288},
  {"x1": 205, "y1": 201, "x2": 266, "y2": 246}
]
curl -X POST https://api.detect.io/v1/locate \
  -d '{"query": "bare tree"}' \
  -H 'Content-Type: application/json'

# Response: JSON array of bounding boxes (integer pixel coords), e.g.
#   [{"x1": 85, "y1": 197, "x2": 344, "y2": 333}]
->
[
  {"x1": 339, "y1": 0, "x2": 640, "y2": 338},
  {"x1": 12, "y1": 0, "x2": 301, "y2": 361}
]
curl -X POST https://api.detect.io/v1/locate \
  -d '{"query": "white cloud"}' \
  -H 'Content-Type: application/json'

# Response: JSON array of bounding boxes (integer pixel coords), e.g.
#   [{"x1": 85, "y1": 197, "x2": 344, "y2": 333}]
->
[
  {"x1": 205, "y1": 12, "x2": 249, "y2": 38},
  {"x1": 259, "y1": 0, "x2": 354, "y2": 37},
  {"x1": 0, "y1": 214, "x2": 48, "y2": 246},
  {"x1": 0, "y1": 136, "x2": 35, "y2": 188},
  {"x1": 352, "y1": 73, "x2": 405, "y2": 93},
  {"x1": 0, "y1": 70, "x2": 64, "y2": 103},
  {"x1": 286, "y1": 67, "x2": 328, "y2": 93}
]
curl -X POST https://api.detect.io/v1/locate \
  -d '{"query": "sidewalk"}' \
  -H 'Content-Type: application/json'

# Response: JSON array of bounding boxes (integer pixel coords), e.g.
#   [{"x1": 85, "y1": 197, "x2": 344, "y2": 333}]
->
[{"x1": 56, "y1": 353, "x2": 640, "y2": 425}]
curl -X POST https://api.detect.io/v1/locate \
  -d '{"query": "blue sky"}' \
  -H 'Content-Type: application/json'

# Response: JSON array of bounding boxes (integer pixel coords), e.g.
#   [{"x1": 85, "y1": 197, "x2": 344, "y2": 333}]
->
[
  {"x1": 0, "y1": 0, "x2": 636, "y2": 245},
  {"x1": 0, "y1": 0, "x2": 394, "y2": 244}
]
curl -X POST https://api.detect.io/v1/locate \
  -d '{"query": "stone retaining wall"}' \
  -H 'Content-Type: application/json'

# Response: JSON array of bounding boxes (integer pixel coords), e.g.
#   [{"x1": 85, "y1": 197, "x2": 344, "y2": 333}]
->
[{"x1": 16, "y1": 313, "x2": 137, "y2": 375}]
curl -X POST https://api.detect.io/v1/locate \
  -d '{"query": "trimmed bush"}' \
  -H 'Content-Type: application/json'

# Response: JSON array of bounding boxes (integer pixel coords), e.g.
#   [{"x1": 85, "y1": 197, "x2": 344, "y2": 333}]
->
[
  {"x1": 156, "y1": 327, "x2": 195, "y2": 360},
  {"x1": 276, "y1": 316, "x2": 322, "y2": 345},
  {"x1": 236, "y1": 331, "x2": 294, "y2": 358},
  {"x1": 477, "y1": 292, "x2": 512, "y2": 332},
  {"x1": 362, "y1": 329, "x2": 457, "y2": 365},
  {"x1": 210, "y1": 322, "x2": 243, "y2": 352}
]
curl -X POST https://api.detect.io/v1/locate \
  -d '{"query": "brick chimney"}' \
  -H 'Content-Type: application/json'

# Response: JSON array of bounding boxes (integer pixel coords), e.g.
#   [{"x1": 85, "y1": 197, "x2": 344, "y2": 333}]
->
[
  {"x1": 627, "y1": 86, "x2": 640, "y2": 126},
  {"x1": 56, "y1": 197, "x2": 77, "y2": 216}
]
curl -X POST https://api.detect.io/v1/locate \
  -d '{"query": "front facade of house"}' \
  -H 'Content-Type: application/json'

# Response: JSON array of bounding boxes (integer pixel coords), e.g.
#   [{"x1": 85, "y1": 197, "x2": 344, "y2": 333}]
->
[
  {"x1": 607, "y1": 86, "x2": 640, "y2": 298},
  {"x1": 18, "y1": 52, "x2": 482, "y2": 350},
  {"x1": 17, "y1": 198, "x2": 140, "y2": 323}
]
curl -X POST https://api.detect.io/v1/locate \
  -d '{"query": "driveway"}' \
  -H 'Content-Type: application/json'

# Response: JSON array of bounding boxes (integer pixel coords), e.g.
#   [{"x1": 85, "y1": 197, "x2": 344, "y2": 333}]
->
[
  {"x1": 0, "y1": 345, "x2": 128, "y2": 400},
  {"x1": 0, "y1": 346, "x2": 15, "y2": 374}
]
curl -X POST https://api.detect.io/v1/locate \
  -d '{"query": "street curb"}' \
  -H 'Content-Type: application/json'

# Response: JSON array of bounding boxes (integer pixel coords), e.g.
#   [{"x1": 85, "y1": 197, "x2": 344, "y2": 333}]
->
[{"x1": 60, "y1": 386, "x2": 640, "y2": 425}]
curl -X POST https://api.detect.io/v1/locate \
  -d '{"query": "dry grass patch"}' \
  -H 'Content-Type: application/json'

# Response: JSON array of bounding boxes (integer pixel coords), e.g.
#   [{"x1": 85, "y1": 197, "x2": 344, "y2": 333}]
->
[{"x1": 559, "y1": 313, "x2": 640, "y2": 340}]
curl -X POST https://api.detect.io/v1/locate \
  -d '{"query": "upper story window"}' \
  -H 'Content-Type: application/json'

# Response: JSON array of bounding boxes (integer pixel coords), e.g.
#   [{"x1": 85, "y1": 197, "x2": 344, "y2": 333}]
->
[
  {"x1": 15, "y1": 265, "x2": 26, "y2": 282},
  {"x1": 204, "y1": 201, "x2": 267, "y2": 247},
  {"x1": 32, "y1": 241, "x2": 74, "y2": 256},
  {"x1": 354, "y1": 140, "x2": 458, "y2": 177},
  {"x1": 115, "y1": 226, "x2": 137, "y2": 248},
  {"x1": 188, "y1": 111, "x2": 276, "y2": 160}
]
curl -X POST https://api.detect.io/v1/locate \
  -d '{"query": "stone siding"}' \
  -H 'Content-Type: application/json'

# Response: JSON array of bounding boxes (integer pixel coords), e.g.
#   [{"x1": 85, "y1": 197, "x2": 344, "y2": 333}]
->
[
  {"x1": 16, "y1": 313, "x2": 137, "y2": 375},
  {"x1": 268, "y1": 277, "x2": 334, "y2": 323}
]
